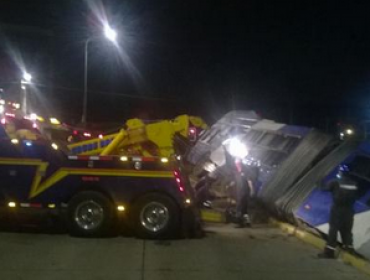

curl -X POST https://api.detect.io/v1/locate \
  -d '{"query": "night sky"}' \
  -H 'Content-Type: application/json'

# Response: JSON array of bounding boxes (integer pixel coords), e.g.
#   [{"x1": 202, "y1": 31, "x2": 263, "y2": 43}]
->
[{"x1": 0, "y1": 0, "x2": 370, "y2": 129}]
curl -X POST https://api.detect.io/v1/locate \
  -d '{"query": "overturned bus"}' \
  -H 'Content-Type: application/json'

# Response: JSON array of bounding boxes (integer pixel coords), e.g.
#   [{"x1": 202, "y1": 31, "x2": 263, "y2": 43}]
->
[{"x1": 187, "y1": 111, "x2": 370, "y2": 259}]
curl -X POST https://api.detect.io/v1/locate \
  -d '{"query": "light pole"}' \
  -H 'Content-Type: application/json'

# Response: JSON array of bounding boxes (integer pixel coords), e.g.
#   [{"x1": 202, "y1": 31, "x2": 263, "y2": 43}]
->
[
  {"x1": 21, "y1": 72, "x2": 32, "y2": 115},
  {"x1": 81, "y1": 24, "x2": 117, "y2": 124}
]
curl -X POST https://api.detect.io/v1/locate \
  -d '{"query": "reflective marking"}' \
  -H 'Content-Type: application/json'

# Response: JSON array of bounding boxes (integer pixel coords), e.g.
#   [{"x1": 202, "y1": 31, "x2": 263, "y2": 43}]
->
[
  {"x1": 142, "y1": 157, "x2": 156, "y2": 162},
  {"x1": 20, "y1": 203, "x2": 42, "y2": 208},
  {"x1": 0, "y1": 158, "x2": 174, "y2": 199},
  {"x1": 99, "y1": 156, "x2": 113, "y2": 161},
  {"x1": 29, "y1": 203, "x2": 42, "y2": 208},
  {"x1": 339, "y1": 184, "x2": 357, "y2": 190},
  {"x1": 0, "y1": 157, "x2": 49, "y2": 201},
  {"x1": 89, "y1": 156, "x2": 100, "y2": 161},
  {"x1": 29, "y1": 168, "x2": 174, "y2": 198},
  {"x1": 0, "y1": 158, "x2": 42, "y2": 164}
]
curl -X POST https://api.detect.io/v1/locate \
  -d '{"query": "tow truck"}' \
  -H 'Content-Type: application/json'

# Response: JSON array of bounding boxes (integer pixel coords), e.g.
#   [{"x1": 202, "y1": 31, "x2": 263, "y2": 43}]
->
[{"x1": 0, "y1": 114, "x2": 207, "y2": 238}]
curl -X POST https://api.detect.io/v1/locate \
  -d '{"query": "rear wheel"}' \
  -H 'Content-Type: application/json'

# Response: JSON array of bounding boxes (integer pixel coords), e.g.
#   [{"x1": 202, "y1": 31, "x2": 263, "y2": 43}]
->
[
  {"x1": 131, "y1": 193, "x2": 180, "y2": 239},
  {"x1": 67, "y1": 191, "x2": 115, "y2": 237}
]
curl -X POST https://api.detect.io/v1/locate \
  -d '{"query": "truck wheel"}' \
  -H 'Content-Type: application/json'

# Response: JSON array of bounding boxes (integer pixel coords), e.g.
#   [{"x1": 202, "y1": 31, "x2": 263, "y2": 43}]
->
[
  {"x1": 131, "y1": 193, "x2": 179, "y2": 239},
  {"x1": 67, "y1": 191, "x2": 115, "y2": 237}
]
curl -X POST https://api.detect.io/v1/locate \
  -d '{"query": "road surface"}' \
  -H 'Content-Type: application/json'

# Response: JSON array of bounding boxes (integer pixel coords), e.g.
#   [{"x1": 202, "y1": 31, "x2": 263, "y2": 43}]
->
[{"x1": 0, "y1": 223, "x2": 367, "y2": 280}]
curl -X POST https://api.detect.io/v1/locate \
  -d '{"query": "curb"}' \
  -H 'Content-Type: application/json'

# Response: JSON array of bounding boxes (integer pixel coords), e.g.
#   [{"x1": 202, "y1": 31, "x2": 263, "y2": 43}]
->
[{"x1": 271, "y1": 219, "x2": 370, "y2": 276}]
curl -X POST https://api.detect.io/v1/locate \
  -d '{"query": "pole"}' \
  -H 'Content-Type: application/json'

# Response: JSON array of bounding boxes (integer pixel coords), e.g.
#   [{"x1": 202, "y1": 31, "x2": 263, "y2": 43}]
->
[
  {"x1": 22, "y1": 85, "x2": 27, "y2": 115},
  {"x1": 81, "y1": 38, "x2": 91, "y2": 124}
]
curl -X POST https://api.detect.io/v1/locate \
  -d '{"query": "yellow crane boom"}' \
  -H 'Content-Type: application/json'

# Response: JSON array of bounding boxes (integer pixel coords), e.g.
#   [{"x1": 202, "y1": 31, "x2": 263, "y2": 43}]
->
[{"x1": 68, "y1": 115, "x2": 207, "y2": 157}]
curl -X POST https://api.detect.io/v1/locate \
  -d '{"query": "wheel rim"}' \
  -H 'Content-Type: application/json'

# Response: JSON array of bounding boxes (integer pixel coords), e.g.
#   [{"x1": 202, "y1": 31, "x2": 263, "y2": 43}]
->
[
  {"x1": 74, "y1": 200, "x2": 104, "y2": 231},
  {"x1": 140, "y1": 202, "x2": 169, "y2": 233}
]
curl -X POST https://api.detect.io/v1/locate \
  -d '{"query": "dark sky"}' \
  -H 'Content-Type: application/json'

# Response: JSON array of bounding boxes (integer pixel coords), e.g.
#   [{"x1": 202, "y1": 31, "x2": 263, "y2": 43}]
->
[{"x1": 0, "y1": 0, "x2": 370, "y2": 128}]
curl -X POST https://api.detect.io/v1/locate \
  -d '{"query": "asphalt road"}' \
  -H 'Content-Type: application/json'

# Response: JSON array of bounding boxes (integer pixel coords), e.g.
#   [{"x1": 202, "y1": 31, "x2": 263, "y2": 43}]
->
[{"x1": 0, "y1": 223, "x2": 368, "y2": 280}]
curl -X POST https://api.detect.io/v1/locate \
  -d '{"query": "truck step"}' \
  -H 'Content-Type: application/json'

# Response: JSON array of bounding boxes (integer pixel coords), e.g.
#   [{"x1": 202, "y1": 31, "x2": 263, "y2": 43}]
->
[{"x1": 200, "y1": 209, "x2": 225, "y2": 223}]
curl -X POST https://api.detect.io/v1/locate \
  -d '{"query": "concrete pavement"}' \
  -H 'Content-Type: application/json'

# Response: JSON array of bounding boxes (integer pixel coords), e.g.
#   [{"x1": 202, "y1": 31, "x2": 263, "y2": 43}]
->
[{"x1": 0, "y1": 223, "x2": 368, "y2": 280}]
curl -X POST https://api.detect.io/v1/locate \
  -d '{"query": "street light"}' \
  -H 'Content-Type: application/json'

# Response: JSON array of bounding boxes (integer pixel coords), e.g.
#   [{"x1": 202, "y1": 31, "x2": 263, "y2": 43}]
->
[
  {"x1": 104, "y1": 24, "x2": 117, "y2": 42},
  {"x1": 21, "y1": 72, "x2": 32, "y2": 115},
  {"x1": 81, "y1": 24, "x2": 117, "y2": 124},
  {"x1": 23, "y1": 72, "x2": 32, "y2": 83}
]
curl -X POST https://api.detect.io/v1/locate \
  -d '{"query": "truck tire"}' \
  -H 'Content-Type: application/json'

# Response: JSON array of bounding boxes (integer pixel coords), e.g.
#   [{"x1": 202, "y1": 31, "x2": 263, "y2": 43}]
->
[
  {"x1": 67, "y1": 191, "x2": 115, "y2": 237},
  {"x1": 131, "y1": 193, "x2": 180, "y2": 239}
]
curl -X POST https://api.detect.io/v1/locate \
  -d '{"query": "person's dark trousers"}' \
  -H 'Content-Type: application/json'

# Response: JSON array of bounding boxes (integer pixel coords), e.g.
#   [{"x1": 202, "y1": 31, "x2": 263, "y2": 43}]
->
[
  {"x1": 327, "y1": 207, "x2": 354, "y2": 249},
  {"x1": 235, "y1": 174, "x2": 250, "y2": 226}
]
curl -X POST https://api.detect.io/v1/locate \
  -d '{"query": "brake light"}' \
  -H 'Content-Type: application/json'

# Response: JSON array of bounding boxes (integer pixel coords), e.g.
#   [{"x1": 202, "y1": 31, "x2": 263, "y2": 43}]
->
[
  {"x1": 173, "y1": 170, "x2": 184, "y2": 192},
  {"x1": 189, "y1": 127, "x2": 197, "y2": 142}
]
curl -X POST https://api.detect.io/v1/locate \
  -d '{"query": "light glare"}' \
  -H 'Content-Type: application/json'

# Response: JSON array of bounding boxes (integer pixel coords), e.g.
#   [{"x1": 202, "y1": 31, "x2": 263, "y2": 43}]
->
[
  {"x1": 30, "y1": 113, "x2": 37, "y2": 120},
  {"x1": 23, "y1": 72, "x2": 32, "y2": 83},
  {"x1": 120, "y1": 156, "x2": 128, "y2": 161},
  {"x1": 161, "y1": 157, "x2": 169, "y2": 163},
  {"x1": 8, "y1": 202, "x2": 16, "y2": 208},
  {"x1": 50, "y1": 118, "x2": 61, "y2": 125},
  {"x1": 226, "y1": 138, "x2": 249, "y2": 159},
  {"x1": 104, "y1": 25, "x2": 117, "y2": 42}
]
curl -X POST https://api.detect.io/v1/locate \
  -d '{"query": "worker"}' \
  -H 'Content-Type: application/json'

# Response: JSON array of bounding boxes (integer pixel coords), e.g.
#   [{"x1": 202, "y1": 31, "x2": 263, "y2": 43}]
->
[
  {"x1": 318, "y1": 166, "x2": 358, "y2": 259},
  {"x1": 235, "y1": 159, "x2": 256, "y2": 227},
  {"x1": 224, "y1": 145, "x2": 255, "y2": 228}
]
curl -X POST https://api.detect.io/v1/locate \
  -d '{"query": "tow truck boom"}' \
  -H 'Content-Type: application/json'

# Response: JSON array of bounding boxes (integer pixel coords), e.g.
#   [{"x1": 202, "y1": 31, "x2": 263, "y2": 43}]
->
[{"x1": 68, "y1": 115, "x2": 207, "y2": 157}]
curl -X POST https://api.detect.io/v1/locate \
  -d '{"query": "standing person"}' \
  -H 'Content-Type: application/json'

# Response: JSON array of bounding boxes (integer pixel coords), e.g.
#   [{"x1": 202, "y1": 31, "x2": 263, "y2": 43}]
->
[
  {"x1": 223, "y1": 143, "x2": 254, "y2": 228},
  {"x1": 234, "y1": 159, "x2": 255, "y2": 227},
  {"x1": 318, "y1": 167, "x2": 359, "y2": 259}
]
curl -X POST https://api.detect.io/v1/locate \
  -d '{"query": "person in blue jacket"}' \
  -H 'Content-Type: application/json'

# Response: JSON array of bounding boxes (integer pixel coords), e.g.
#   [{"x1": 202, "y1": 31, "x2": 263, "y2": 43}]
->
[{"x1": 318, "y1": 166, "x2": 359, "y2": 259}]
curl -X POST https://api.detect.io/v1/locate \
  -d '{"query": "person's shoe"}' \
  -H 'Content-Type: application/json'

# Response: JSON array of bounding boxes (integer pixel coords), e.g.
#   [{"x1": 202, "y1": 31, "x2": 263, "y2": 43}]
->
[
  {"x1": 202, "y1": 200, "x2": 212, "y2": 208},
  {"x1": 243, "y1": 215, "x2": 252, "y2": 228},
  {"x1": 318, "y1": 247, "x2": 336, "y2": 259}
]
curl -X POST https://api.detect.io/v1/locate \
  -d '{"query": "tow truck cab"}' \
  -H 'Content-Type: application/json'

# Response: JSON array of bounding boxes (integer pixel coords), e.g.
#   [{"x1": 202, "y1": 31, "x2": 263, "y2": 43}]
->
[{"x1": 0, "y1": 126, "x2": 198, "y2": 238}]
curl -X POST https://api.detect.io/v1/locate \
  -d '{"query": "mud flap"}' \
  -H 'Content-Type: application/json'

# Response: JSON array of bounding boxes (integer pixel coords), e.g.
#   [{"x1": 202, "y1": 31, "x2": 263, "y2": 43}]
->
[{"x1": 182, "y1": 206, "x2": 205, "y2": 238}]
